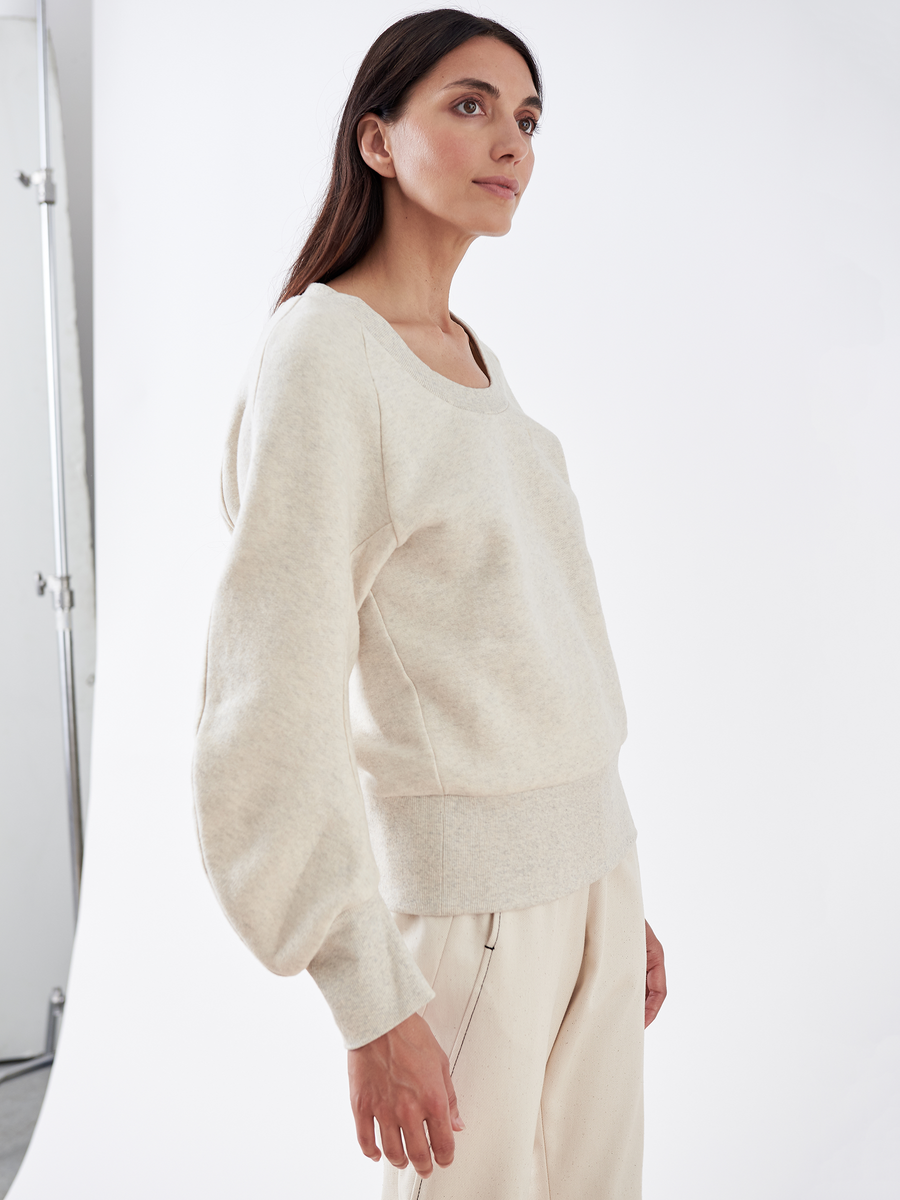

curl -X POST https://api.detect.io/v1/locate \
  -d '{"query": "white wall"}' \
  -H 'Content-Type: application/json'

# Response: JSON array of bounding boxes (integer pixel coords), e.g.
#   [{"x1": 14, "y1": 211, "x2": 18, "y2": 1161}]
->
[{"x1": 10, "y1": 1, "x2": 899, "y2": 1196}]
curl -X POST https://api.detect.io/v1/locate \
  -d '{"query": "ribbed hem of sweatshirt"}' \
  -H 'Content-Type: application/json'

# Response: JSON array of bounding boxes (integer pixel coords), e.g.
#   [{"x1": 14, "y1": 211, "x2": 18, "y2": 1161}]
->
[
  {"x1": 366, "y1": 755, "x2": 638, "y2": 916},
  {"x1": 306, "y1": 892, "x2": 436, "y2": 1049}
]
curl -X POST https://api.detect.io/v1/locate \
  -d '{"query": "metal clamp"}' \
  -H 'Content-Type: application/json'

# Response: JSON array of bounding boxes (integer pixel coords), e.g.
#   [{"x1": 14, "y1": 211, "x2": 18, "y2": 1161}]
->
[
  {"x1": 45, "y1": 988, "x2": 65, "y2": 1055},
  {"x1": 0, "y1": 988, "x2": 66, "y2": 1087},
  {"x1": 17, "y1": 167, "x2": 56, "y2": 204},
  {"x1": 35, "y1": 570, "x2": 74, "y2": 630}
]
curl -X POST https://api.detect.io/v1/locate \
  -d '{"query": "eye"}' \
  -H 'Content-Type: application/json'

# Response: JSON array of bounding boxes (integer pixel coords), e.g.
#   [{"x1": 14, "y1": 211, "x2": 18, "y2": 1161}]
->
[
  {"x1": 518, "y1": 115, "x2": 539, "y2": 136},
  {"x1": 454, "y1": 96, "x2": 485, "y2": 117}
]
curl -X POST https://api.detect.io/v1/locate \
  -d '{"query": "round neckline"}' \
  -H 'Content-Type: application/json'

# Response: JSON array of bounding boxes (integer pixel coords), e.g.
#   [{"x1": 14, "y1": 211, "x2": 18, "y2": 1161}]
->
[{"x1": 307, "y1": 282, "x2": 509, "y2": 413}]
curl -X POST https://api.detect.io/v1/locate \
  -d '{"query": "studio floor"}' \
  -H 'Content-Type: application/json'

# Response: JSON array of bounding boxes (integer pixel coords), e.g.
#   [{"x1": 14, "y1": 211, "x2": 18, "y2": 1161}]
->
[{"x1": 0, "y1": 1066, "x2": 49, "y2": 1198}]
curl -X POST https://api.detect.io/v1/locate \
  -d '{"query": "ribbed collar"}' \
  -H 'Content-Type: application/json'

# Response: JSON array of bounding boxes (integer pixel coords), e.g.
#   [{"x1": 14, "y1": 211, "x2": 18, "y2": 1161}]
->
[{"x1": 307, "y1": 282, "x2": 509, "y2": 414}]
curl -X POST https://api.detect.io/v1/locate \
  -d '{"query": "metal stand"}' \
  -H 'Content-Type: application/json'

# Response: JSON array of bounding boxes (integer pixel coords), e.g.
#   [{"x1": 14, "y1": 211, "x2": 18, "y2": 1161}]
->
[
  {"x1": 0, "y1": 990, "x2": 66, "y2": 1086},
  {"x1": 17, "y1": 0, "x2": 83, "y2": 916}
]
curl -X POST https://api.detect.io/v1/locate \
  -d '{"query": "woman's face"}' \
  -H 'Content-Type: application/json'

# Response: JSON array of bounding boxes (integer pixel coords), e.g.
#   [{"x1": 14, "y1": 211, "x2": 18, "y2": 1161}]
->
[{"x1": 368, "y1": 36, "x2": 541, "y2": 239}]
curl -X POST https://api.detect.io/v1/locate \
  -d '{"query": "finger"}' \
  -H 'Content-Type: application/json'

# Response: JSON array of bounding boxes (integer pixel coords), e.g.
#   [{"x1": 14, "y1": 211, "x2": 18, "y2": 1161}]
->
[
  {"x1": 645, "y1": 958, "x2": 666, "y2": 998},
  {"x1": 351, "y1": 1107, "x2": 382, "y2": 1162},
  {"x1": 402, "y1": 1116, "x2": 436, "y2": 1179},
  {"x1": 424, "y1": 1071, "x2": 456, "y2": 1169},
  {"x1": 429, "y1": 1070, "x2": 460, "y2": 1161},
  {"x1": 644, "y1": 962, "x2": 667, "y2": 1027},
  {"x1": 646, "y1": 925, "x2": 665, "y2": 967},
  {"x1": 444, "y1": 1065, "x2": 466, "y2": 1132},
  {"x1": 644, "y1": 990, "x2": 663, "y2": 1026},
  {"x1": 378, "y1": 1120, "x2": 409, "y2": 1171},
  {"x1": 426, "y1": 1110, "x2": 457, "y2": 1169}
]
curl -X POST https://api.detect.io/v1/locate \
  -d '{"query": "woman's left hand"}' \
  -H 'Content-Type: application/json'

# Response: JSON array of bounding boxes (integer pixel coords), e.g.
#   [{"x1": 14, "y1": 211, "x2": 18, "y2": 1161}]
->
[{"x1": 644, "y1": 920, "x2": 666, "y2": 1027}]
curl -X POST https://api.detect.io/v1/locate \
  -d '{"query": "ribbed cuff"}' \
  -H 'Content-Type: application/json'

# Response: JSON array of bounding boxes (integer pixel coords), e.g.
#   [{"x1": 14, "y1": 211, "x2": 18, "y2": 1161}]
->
[{"x1": 307, "y1": 892, "x2": 435, "y2": 1049}]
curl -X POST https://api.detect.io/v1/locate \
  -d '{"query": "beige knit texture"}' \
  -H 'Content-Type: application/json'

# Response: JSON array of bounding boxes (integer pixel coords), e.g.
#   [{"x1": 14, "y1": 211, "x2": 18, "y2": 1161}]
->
[{"x1": 192, "y1": 284, "x2": 636, "y2": 1048}]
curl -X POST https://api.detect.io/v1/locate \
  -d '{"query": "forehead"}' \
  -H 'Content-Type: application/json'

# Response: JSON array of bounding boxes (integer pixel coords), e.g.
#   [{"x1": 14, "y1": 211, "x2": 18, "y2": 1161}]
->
[{"x1": 414, "y1": 36, "x2": 538, "y2": 102}]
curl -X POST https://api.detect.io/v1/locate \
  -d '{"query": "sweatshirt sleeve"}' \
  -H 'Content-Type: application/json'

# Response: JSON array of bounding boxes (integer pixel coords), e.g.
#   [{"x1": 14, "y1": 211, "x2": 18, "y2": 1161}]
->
[{"x1": 192, "y1": 301, "x2": 434, "y2": 1049}]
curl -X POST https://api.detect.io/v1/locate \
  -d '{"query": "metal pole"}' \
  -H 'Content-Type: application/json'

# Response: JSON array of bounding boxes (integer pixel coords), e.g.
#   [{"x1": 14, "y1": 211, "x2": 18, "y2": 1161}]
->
[{"x1": 23, "y1": 0, "x2": 84, "y2": 915}]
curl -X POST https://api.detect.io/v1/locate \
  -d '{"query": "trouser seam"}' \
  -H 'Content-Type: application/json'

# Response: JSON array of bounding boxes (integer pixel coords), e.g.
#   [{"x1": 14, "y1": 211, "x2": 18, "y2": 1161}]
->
[
  {"x1": 404, "y1": 912, "x2": 503, "y2": 1200},
  {"x1": 540, "y1": 1101, "x2": 552, "y2": 1199},
  {"x1": 450, "y1": 912, "x2": 501, "y2": 1076}
]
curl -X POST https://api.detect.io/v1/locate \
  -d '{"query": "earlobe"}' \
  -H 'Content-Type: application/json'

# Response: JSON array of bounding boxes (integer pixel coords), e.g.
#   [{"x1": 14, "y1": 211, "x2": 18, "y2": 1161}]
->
[{"x1": 357, "y1": 114, "x2": 396, "y2": 179}]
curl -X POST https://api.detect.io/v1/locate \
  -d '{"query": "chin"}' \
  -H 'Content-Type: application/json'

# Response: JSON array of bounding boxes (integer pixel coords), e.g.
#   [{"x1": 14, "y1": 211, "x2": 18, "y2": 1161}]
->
[
  {"x1": 483, "y1": 214, "x2": 516, "y2": 237},
  {"x1": 458, "y1": 210, "x2": 515, "y2": 239}
]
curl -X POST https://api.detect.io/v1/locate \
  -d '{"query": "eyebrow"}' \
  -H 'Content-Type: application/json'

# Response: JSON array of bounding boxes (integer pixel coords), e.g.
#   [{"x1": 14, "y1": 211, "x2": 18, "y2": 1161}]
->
[{"x1": 442, "y1": 77, "x2": 543, "y2": 113}]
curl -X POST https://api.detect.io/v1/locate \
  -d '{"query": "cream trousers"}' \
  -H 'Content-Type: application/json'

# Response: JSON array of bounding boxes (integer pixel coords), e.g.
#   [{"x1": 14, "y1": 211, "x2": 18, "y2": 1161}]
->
[{"x1": 381, "y1": 842, "x2": 645, "y2": 1200}]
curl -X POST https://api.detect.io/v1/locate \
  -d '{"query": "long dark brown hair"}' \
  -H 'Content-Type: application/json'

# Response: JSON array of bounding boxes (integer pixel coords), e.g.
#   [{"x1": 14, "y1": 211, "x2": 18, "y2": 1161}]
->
[{"x1": 275, "y1": 8, "x2": 542, "y2": 308}]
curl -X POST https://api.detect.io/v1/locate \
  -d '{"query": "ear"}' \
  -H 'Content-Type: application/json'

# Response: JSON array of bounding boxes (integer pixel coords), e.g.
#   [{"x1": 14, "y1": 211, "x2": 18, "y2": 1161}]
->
[{"x1": 357, "y1": 113, "x2": 397, "y2": 179}]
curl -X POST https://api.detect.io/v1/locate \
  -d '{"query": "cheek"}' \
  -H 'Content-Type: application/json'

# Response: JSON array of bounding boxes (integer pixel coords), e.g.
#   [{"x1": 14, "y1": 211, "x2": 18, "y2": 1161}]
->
[
  {"x1": 395, "y1": 126, "x2": 477, "y2": 200},
  {"x1": 436, "y1": 131, "x2": 479, "y2": 178},
  {"x1": 519, "y1": 150, "x2": 535, "y2": 189}
]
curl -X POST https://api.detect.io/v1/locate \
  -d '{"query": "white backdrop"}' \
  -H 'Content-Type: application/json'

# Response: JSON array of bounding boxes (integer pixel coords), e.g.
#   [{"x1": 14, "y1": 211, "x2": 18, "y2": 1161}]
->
[{"x1": 10, "y1": 0, "x2": 899, "y2": 1196}]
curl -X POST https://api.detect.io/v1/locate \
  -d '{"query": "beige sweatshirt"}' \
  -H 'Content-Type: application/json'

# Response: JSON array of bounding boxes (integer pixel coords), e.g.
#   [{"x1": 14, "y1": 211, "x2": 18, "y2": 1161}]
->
[{"x1": 192, "y1": 283, "x2": 637, "y2": 1049}]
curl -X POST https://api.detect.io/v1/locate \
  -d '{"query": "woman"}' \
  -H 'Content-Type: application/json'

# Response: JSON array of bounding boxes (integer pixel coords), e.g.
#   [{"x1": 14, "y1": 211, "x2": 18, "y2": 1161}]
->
[{"x1": 192, "y1": 9, "x2": 666, "y2": 1198}]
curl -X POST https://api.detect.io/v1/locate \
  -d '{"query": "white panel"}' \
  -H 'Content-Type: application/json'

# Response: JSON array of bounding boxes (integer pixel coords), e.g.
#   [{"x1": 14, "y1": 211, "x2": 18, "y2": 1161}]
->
[{"x1": 0, "y1": 16, "x2": 95, "y2": 1058}]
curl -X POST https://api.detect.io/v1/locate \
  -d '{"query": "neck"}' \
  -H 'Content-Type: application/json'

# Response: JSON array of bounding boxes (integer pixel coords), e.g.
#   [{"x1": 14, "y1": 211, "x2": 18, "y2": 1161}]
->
[{"x1": 332, "y1": 181, "x2": 477, "y2": 332}]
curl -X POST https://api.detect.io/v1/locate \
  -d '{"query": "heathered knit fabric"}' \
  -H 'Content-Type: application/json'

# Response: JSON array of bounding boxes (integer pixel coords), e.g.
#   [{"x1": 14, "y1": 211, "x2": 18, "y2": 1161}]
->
[{"x1": 191, "y1": 283, "x2": 637, "y2": 1049}]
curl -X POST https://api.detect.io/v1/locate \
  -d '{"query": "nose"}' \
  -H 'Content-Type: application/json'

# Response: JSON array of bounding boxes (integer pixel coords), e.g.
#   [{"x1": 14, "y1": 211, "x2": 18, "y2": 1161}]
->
[{"x1": 493, "y1": 113, "x2": 531, "y2": 164}]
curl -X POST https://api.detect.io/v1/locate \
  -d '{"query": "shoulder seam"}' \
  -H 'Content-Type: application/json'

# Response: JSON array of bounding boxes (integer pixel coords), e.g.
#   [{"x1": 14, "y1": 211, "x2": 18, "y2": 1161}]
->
[
  {"x1": 246, "y1": 299, "x2": 298, "y2": 423},
  {"x1": 360, "y1": 326, "x2": 401, "y2": 546}
]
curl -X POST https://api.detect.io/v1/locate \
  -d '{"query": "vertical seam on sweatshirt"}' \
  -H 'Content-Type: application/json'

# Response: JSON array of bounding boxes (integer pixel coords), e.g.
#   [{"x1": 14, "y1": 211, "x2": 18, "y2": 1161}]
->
[
  {"x1": 368, "y1": 592, "x2": 446, "y2": 799},
  {"x1": 360, "y1": 328, "x2": 400, "y2": 545},
  {"x1": 359, "y1": 328, "x2": 448, "y2": 909}
]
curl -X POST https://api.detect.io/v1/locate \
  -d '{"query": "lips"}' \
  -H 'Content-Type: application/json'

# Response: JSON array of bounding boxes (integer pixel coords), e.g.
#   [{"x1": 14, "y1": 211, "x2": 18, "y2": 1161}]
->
[{"x1": 473, "y1": 176, "x2": 520, "y2": 197}]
